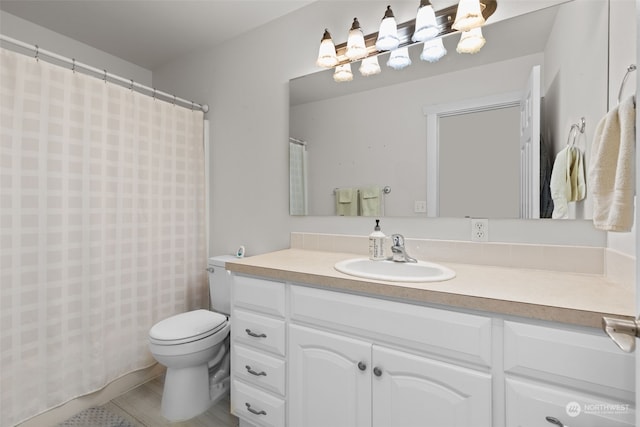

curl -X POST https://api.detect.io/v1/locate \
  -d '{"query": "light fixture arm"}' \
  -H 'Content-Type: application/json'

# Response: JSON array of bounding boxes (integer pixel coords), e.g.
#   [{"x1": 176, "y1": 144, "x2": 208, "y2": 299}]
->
[{"x1": 332, "y1": 0, "x2": 497, "y2": 67}]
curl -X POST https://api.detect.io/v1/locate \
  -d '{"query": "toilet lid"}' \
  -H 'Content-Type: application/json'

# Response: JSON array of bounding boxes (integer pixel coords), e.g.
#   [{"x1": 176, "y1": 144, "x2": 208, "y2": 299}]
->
[{"x1": 149, "y1": 309, "x2": 227, "y2": 342}]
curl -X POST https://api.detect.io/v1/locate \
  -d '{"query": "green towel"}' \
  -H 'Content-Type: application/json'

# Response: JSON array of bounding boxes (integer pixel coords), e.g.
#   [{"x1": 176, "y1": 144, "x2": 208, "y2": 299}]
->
[{"x1": 359, "y1": 186, "x2": 381, "y2": 217}]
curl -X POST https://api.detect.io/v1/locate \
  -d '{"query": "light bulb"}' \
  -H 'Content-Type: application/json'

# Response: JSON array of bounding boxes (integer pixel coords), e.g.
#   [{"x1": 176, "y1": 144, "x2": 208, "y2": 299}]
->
[
  {"x1": 359, "y1": 56, "x2": 381, "y2": 76},
  {"x1": 387, "y1": 47, "x2": 412, "y2": 70},
  {"x1": 333, "y1": 63, "x2": 354, "y2": 82}
]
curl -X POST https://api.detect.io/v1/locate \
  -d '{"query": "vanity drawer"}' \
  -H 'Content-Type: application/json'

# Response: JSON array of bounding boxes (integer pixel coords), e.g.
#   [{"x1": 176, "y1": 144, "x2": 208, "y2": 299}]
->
[
  {"x1": 233, "y1": 379, "x2": 286, "y2": 427},
  {"x1": 233, "y1": 344, "x2": 286, "y2": 396},
  {"x1": 233, "y1": 309, "x2": 286, "y2": 356},
  {"x1": 233, "y1": 275, "x2": 286, "y2": 318},
  {"x1": 504, "y1": 321, "x2": 634, "y2": 393},
  {"x1": 290, "y1": 284, "x2": 492, "y2": 367},
  {"x1": 505, "y1": 377, "x2": 634, "y2": 427}
]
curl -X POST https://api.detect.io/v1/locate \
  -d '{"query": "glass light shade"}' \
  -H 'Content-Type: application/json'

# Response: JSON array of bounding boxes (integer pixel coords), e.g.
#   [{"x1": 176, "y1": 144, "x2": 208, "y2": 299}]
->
[
  {"x1": 333, "y1": 63, "x2": 354, "y2": 82},
  {"x1": 412, "y1": 1, "x2": 438, "y2": 42},
  {"x1": 386, "y1": 47, "x2": 412, "y2": 70},
  {"x1": 359, "y1": 56, "x2": 381, "y2": 76},
  {"x1": 316, "y1": 29, "x2": 338, "y2": 68},
  {"x1": 456, "y1": 27, "x2": 486, "y2": 54},
  {"x1": 345, "y1": 18, "x2": 367, "y2": 60},
  {"x1": 452, "y1": 0, "x2": 486, "y2": 32},
  {"x1": 420, "y1": 38, "x2": 447, "y2": 62},
  {"x1": 375, "y1": 6, "x2": 399, "y2": 51}
]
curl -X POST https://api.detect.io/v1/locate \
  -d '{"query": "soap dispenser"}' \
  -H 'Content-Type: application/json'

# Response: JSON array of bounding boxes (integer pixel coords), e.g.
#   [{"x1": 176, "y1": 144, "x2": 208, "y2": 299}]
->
[{"x1": 369, "y1": 219, "x2": 386, "y2": 261}]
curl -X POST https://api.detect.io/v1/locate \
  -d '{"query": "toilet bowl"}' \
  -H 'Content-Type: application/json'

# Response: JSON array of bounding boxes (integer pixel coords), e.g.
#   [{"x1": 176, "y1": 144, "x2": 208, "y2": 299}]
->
[{"x1": 148, "y1": 255, "x2": 235, "y2": 421}]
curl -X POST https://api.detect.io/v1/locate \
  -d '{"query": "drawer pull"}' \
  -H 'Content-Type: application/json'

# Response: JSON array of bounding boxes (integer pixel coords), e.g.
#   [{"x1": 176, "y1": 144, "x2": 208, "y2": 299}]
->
[
  {"x1": 373, "y1": 367, "x2": 383, "y2": 377},
  {"x1": 245, "y1": 402, "x2": 267, "y2": 416},
  {"x1": 245, "y1": 328, "x2": 267, "y2": 338},
  {"x1": 245, "y1": 365, "x2": 267, "y2": 376},
  {"x1": 545, "y1": 416, "x2": 564, "y2": 427}
]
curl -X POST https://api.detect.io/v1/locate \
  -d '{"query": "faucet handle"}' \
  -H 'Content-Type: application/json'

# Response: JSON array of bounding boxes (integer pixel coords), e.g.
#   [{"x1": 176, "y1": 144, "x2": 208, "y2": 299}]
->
[{"x1": 391, "y1": 234, "x2": 405, "y2": 247}]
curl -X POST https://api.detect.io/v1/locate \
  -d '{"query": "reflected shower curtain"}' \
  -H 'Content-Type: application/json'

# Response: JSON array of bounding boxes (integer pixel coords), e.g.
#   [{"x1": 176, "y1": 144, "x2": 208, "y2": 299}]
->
[
  {"x1": 0, "y1": 48, "x2": 207, "y2": 426},
  {"x1": 289, "y1": 140, "x2": 308, "y2": 215}
]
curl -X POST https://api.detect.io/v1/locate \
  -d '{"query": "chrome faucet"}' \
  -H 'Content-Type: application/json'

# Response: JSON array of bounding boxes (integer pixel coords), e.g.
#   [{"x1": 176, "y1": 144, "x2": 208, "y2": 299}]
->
[{"x1": 389, "y1": 234, "x2": 417, "y2": 263}]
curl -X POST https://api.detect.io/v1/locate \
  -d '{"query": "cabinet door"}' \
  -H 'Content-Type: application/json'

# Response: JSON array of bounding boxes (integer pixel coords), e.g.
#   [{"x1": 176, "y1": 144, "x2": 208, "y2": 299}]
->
[
  {"x1": 373, "y1": 345, "x2": 492, "y2": 427},
  {"x1": 289, "y1": 324, "x2": 371, "y2": 427}
]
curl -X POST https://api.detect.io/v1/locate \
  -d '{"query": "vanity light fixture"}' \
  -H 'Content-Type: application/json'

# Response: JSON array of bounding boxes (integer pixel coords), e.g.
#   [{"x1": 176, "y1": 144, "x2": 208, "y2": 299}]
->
[
  {"x1": 456, "y1": 27, "x2": 486, "y2": 54},
  {"x1": 317, "y1": 0, "x2": 496, "y2": 81},
  {"x1": 345, "y1": 18, "x2": 367, "y2": 60},
  {"x1": 387, "y1": 46, "x2": 412, "y2": 70},
  {"x1": 316, "y1": 29, "x2": 338, "y2": 67},
  {"x1": 359, "y1": 56, "x2": 382, "y2": 76},
  {"x1": 333, "y1": 63, "x2": 354, "y2": 82},
  {"x1": 412, "y1": 0, "x2": 438, "y2": 42},
  {"x1": 375, "y1": 6, "x2": 400, "y2": 51},
  {"x1": 452, "y1": 0, "x2": 486, "y2": 32}
]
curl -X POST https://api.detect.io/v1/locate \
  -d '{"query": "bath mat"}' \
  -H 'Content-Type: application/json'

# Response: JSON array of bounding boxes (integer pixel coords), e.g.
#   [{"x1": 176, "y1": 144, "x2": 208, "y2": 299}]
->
[{"x1": 57, "y1": 406, "x2": 135, "y2": 427}]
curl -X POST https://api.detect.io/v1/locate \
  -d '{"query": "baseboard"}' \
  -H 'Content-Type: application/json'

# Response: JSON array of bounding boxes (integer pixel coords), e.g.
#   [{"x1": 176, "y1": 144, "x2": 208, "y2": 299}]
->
[{"x1": 18, "y1": 364, "x2": 165, "y2": 427}]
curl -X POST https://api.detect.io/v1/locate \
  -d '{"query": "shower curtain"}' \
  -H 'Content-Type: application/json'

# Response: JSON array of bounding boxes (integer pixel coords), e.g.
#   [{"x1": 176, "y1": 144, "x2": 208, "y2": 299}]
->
[
  {"x1": 289, "y1": 140, "x2": 308, "y2": 215},
  {"x1": 0, "y1": 47, "x2": 207, "y2": 426}
]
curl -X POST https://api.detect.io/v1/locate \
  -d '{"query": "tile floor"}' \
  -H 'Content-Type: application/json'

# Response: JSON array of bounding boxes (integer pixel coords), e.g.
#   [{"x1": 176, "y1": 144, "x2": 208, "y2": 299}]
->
[{"x1": 105, "y1": 376, "x2": 239, "y2": 427}]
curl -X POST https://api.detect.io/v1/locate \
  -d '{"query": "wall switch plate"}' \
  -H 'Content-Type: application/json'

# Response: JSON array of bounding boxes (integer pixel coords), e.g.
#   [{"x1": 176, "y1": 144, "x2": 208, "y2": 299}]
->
[
  {"x1": 471, "y1": 218, "x2": 489, "y2": 242},
  {"x1": 414, "y1": 200, "x2": 427, "y2": 213}
]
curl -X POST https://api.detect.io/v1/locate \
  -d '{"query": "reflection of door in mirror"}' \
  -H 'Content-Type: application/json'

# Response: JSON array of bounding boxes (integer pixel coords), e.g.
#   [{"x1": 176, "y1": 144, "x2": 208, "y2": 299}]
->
[
  {"x1": 289, "y1": 138, "x2": 308, "y2": 216},
  {"x1": 438, "y1": 106, "x2": 521, "y2": 218}
]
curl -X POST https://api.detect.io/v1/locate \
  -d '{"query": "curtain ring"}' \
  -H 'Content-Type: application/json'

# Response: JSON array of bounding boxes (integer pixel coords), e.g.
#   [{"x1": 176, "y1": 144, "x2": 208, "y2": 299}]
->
[
  {"x1": 152, "y1": 88, "x2": 156, "y2": 99},
  {"x1": 103, "y1": 69, "x2": 107, "y2": 83},
  {"x1": 34, "y1": 44, "x2": 39, "y2": 62},
  {"x1": 71, "y1": 58, "x2": 76, "y2": 73},
  {"x1": 129, "y1": 79, "x2": 134, "y2": 91},
  {"x1": 173, "y1": 95, "x2": 177, "y2": 106},
  {"x1": 191, "y1": 101, "x2": 195, "y2": 111}
]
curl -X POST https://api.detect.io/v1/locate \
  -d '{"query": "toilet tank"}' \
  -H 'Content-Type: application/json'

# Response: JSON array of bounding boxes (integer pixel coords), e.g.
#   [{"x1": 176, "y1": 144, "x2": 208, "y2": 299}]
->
[{"x1": 208, "y1": 255, "x2": 237, "y2": 315}]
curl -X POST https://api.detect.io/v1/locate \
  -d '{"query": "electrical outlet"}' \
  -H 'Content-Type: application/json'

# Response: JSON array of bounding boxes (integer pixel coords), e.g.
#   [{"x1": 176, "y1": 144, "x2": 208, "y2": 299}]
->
[
  {"x1": 471, "y1": 218, "x2": 489, "y2": 242},
  {"x1": 414, "y1": 200, "x2": 427, "y2": 213}
]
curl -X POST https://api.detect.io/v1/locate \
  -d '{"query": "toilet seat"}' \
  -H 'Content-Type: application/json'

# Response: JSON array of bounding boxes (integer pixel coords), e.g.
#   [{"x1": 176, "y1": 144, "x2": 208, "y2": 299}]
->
[{"x1": 149, "y1": 309, "x2": 228, "y2": 345}]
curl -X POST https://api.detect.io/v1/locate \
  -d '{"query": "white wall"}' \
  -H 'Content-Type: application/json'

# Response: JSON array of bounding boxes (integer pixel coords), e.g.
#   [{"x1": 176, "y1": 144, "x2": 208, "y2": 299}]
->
[
  {"x1": 0, "y1": 11, "x2": 152, "y2": 86},
  {"x1": 152, "y1": 1, "x2": 615, "y2": 256}
]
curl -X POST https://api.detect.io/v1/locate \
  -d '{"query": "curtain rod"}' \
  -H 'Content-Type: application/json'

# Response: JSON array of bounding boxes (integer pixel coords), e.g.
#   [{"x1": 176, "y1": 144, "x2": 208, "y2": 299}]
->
[{"x1": 0, "y1": 34, "x2": 209, "y2": 113}]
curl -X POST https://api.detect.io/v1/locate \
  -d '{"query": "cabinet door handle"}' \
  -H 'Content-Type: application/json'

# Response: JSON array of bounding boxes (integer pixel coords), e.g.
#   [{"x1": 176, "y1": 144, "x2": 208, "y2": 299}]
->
[
  {"x1": 357, "y1": 361, "x2": 367, "y2": 371},
  {"x1": 245, "y1": 402, "x2": 267, "y2": 416},
  {"x1": 205, "y1": 267, "x2": 215, "y2": 273},
  {"x1": 545, "y1": 416, "x2": 564, "y2": 427},
  {"x1": 245, "y1": 328, "x2": 267, "y2": 338},
  {"x1": 245, "y1": 365, "x2": 267, "y2": 376},
  {"x1": 373, "y1": 367, "x2": 383, "y2": 377}
]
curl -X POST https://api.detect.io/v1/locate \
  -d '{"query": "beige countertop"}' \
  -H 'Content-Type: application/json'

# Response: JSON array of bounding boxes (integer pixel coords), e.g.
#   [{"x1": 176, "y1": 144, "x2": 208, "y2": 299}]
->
[{"x1": 226, "y1": 248, "x2": 635, "y2": 329}]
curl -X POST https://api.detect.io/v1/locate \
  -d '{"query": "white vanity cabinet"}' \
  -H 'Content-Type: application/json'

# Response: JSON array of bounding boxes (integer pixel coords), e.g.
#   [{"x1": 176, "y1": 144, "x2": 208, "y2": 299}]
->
[{"x1": 228, "y1": 272, "x2": 635, "y2": 427}]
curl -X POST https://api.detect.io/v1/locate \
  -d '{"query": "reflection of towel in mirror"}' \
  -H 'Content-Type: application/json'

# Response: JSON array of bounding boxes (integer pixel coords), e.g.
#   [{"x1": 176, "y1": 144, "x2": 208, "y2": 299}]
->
[
  {"x1": 359, "y1": 186, "x2": 381, "y2": 217},
  {"x1": 550, "y1": 145, "x2": 585, "y2": 219},
  {"x1": 335, "y1": 188, "x2": 358, "y2": 216},
  {"x1": 589, "y1": 95, "x2": 636, "y2": 231}
]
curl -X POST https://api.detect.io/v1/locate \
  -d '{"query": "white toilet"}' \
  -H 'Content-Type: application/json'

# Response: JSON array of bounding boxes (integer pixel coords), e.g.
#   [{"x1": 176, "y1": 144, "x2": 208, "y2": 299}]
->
[{"x1": 148, "y1": 255, "x2": 236, "y2": 421}]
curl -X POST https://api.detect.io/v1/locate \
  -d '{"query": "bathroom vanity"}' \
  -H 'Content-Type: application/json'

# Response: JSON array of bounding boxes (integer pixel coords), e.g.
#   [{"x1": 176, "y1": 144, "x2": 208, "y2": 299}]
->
[{"x1": 226, "y1": 248, "x2": 635, "y2": 427}]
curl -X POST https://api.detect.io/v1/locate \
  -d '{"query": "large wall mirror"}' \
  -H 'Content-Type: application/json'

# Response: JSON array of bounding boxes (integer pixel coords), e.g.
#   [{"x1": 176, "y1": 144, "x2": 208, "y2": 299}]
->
[{"x1": 289, "y1": 0, "x2": 608, "y2": 219}]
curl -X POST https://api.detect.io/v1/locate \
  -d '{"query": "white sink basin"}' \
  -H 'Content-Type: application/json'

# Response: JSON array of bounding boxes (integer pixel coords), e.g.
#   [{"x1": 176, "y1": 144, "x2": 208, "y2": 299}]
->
[{"x1": 334, "y1": 258, "x2": 455, "y2": 283}]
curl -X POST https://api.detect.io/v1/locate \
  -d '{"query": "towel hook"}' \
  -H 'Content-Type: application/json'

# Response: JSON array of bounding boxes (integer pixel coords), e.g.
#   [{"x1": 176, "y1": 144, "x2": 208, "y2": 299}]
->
[
  {"x1": 566, "y1": 117, "x2": 586, "y2": 147},
  {"x1": 618, "y1": 64, "x2": 636, "y2": 105}
]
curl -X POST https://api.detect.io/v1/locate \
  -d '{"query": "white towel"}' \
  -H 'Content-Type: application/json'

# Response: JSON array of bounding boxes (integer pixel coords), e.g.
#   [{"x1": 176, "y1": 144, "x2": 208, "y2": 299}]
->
[
  {"x1": 550, "y1": 145, "x2": 585, "y2": 219},
  {"x1": 589, "y1": 95, "x2": 636, "y2": 231},
  {"x1": 335, "y1": 188, "x2": 358, "y2": 216}
]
